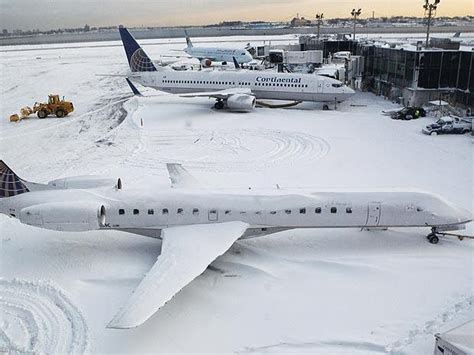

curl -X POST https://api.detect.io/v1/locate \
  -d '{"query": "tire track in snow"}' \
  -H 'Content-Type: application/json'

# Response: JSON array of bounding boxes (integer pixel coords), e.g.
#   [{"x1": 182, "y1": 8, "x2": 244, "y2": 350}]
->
[
  {"x1": 0, "y1": 279, "x2": 88, "y2": 354},
  {"x1": 121, "y1": 128, "x2": 330, "y2": 172}
]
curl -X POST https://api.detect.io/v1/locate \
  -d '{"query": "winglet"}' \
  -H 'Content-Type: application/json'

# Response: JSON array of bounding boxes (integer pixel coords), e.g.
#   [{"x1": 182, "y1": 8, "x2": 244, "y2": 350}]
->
[
  {"x1": 232, "y1": 56, "x2": 240, "y2": 69},
  {"x1": 126, "y1": 78, "x2": 142, "y2": 96}
]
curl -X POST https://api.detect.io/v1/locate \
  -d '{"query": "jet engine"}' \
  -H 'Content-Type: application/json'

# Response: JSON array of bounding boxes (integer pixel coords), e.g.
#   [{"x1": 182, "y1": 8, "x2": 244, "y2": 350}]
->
[
  {"x1": 19, "y1": 202, "x2": 107, "y2": 232},
  {"x1": 226, "y1": 94, "x2": 256, "y2": 112},
  {"x1": 48, "y1": 176, "x2": 120, "y2": 189},
  {"x1": 200, "y1": 58, "x2": 213, "y2": 67}
]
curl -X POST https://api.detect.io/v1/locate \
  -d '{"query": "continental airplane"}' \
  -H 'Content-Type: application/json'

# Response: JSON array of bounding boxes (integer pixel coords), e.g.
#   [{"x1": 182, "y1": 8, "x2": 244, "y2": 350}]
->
[
  {"x1": 0, "y1": 161, "x2": 471, "y2": 328},
  {"x1": 119, "y1": 26, "x2": 355, "y2": 111}
]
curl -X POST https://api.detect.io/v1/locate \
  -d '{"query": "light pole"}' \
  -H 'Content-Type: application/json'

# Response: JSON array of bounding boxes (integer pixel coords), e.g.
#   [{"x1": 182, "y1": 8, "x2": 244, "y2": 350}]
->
[
  {"x1": 315, "y1": 13, "x2": 324, "y2": 39},
  {"x1": 351, "y1": 8, "x2": 362, "y2": 40},
  {"x1": 423, "y1": 0, "x2": 440, "y2": 48}
]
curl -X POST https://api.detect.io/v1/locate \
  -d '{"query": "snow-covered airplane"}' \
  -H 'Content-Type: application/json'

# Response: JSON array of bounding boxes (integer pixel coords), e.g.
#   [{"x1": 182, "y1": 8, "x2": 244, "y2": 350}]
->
[
  {"x1": 119, "y1": 26, "x2": 355, "y2": 111},
  {"x1": 0, "y1": 160, "x2": 471, "y2": 328},
  {"x1": 183, "y1": 30, "x2": 254, "y2": 66}
]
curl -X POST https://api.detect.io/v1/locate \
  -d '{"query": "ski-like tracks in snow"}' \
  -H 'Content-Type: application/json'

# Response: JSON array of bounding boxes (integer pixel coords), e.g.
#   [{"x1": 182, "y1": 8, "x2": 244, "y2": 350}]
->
[
  {"x1": 122, "y1": 128, "x2": 331, "y2": 172},
  {"x1": 0, "y1": 279, "x2": 88, "y2": 354}
]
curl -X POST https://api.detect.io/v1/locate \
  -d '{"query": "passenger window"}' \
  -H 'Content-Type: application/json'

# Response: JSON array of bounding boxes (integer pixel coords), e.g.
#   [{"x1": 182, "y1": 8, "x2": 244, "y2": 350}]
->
[
  {"x1": 193, "y1": 208, "x2": 199, "y2": 215},
  {"x1": 119, "y1": 209, "x2": 125, "y2": 215},
  {"x1": 416, "y1": 207, "x2": 423, "y2": 212},
  {"x1": 148, "y1": 209, "x2": 154, "y2": 215},
  {"x1": 315, "y1": 207, "x2": 321, "y2": 214},
  {"x1": 285, "y1": 209, "x2": 291, "y2": 214},
  {"x1": 346, "y1": 207, "x2": 352, "y2": 214},
  {"x1": 300, "y1": 208, "x2": 306, "y2": 214},
  {"x1": 270, "y1": 211, "x2": 277, "y2": 214},
  {"x1": 225, "y1": 210, "x2": 231, "y2": 215},
  {"x1": 331, "y1": 207, "x2": 337, "y2": 214},
  {"x1": 177, "y1": 208, "x2": 184, "y2": 215},
  {"x1": 256, "y1": 211, "x2": 262, "y2": 215},
  {"x1": 162, "y1": 208, "x2": 169, "y2": 215},
  {"x1": 133, "y1": 209, "x2": 139, "y2": 215}
]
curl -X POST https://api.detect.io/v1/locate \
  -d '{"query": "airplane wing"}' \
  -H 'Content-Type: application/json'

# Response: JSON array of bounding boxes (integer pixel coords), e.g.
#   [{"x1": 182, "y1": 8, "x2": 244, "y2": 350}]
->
[
  {"x1": 180, "y1": 87, "x2": 253, "y2": 100},
  {"x1": 107, "y1": 221, "x2": 249, "y2": 329},
  {"x1": 166, "y1": 163, "x2": 201, "y2": 188}
]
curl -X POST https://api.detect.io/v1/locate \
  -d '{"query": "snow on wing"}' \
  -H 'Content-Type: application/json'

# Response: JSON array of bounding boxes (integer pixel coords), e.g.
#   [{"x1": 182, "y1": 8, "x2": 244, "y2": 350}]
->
[
  {"x1": 179, "y1": 87, "x2": 253, "y2": 100},
  {"x1": 107, "y1": 221, "x2": 249, "y2": 329},
  {"x1": 166, "y1": 163, "x2": 201, "y2": 188}
]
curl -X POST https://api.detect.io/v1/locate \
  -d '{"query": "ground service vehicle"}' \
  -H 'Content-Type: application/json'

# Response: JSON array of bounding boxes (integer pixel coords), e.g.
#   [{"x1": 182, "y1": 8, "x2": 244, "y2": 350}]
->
[
  {"x1": 9, "y1": 94, "x2": 74, "y2": 122},
  {"x1": 391, "y1": 107, "x2": 426, "y2": 120},
  {"x1": 422, "y1": 116, "x2": 472, "y2": 135},
  {"x1": 34, "y1": 95, "x2": 74, "y2": 118}
]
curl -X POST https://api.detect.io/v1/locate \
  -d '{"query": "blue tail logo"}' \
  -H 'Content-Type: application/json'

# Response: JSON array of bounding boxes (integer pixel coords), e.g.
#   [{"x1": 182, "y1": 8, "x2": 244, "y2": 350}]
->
[
  {"x1": 119, "y1": 26, "x2": 157, "y2": 72},
  {"x1": 0, "y1": 161, "x2": 29, "y2": 198}
]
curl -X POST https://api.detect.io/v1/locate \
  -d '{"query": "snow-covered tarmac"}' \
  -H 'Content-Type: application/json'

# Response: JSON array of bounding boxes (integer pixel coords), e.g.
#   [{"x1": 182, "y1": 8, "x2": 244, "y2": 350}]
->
[{"x1": 0, "y1": 36, "x2": 473, "y2": 354}]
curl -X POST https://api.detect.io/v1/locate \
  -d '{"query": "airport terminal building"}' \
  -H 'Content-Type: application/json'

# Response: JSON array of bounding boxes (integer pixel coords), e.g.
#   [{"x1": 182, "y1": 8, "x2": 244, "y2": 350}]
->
[
  {"x1": 361, "y1": 44, "x2": 473, "y2": 107},
  {"x1": 299, "y1": 36, "x2": 473, "y2": 108}
]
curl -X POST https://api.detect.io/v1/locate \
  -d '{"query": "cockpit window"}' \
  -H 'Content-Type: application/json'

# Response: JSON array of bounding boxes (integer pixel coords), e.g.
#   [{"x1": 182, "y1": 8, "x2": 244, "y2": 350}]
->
[{"x1": 332, "y1": 83, "x2": 343, "y2": 88}]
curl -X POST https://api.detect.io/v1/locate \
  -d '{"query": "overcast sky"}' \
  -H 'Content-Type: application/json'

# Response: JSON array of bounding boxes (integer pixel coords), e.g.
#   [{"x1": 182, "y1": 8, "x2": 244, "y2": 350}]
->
[{"x1": 1, "y1": 0, "x2": 471, "y2": 31}]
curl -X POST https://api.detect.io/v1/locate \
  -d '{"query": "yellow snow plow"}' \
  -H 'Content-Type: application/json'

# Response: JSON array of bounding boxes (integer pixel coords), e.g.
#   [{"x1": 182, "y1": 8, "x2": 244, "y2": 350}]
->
[{"x1": 9, "y1": 94, "x2": 74, "y2": 122}]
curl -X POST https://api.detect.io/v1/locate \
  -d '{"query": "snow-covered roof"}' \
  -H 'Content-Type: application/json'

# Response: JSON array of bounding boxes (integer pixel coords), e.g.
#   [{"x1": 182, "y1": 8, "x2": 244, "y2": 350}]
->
[{"x1": 438, "y1": 320, "x2": 474, "y2": 353}]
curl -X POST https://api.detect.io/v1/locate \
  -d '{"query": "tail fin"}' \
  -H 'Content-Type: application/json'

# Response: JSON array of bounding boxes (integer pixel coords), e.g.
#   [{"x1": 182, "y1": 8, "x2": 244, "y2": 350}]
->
[
  {"x1": 118, "y1": 26, "x2": 157, "y2": 72},
  {"x1": 0, "y1": 161, "x2": 30, "y2": 198},
  {"x1": 184, "y1": 30, "x2": 193, "y2": 48}
]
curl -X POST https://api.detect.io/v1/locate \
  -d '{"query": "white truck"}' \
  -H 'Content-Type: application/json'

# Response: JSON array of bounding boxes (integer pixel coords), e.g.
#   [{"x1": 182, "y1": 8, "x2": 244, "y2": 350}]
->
[{"x1": 422, "y1": 116, "x2": 472, "y2": 135}]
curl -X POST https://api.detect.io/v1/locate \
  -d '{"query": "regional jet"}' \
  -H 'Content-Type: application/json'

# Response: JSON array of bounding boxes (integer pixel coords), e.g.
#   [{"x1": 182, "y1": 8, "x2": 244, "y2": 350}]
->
[
  {"x1": 183, "y1": 30, "x2": 254, "y2": 66},
  {"x1": 119, "y1": 26, "x2": 355, "y2": 111},
  {"x1": 0, "y1": 161, "x2": 471, "y2": 328}
]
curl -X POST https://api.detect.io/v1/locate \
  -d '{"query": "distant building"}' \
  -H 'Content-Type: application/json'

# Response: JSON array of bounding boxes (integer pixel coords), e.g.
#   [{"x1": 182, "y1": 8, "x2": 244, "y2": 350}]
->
[{"x1": 291, "y1": 16, "x2": 311, "y2": 27}]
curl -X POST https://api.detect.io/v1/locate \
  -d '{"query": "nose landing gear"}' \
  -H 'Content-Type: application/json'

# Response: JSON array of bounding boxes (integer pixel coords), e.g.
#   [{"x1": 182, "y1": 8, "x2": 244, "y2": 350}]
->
[
  {"x1": 426, "y1": 226, "x2": 474, "y2": 244},
  {"x1": 427, "y1": 228, "x2": 440, "y2": 244}
]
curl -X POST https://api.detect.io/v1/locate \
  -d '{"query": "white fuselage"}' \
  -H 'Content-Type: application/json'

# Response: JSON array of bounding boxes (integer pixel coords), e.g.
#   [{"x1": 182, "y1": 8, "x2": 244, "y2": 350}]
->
[
  {"x1": 134, "y1": 70, "x2": 355, "y2": 103},
  {"x1": 184, "y1": 46, "x2": 253, "y2": 64},
  {"x1": 3, "y1": 187, "x2": 470, "y2": 239}
]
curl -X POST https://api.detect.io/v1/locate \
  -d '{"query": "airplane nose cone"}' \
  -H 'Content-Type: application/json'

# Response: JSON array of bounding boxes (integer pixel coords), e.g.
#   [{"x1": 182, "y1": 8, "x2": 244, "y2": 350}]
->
[
  {"x1": 345, "y1": 86, "x2": 356, "y2": 96},
  {"x1": 458, "y1": 207, "x2": 472, "y2": 223}
]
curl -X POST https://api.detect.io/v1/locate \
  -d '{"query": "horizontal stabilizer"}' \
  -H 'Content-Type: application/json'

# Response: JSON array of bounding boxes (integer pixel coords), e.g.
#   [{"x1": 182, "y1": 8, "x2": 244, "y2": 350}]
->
[
  {"x1": 107, "y1": 221, "x2": 249, "y2": 328},
  {"x1": 126, "y1": 78, "x2": 142, "y2": 96},
  {"x1": 166, "y1": 163, "x2": 201, "y2": 188},
  {"x1": 233, "y1": 56, "x2": 240, "y2": 69}
]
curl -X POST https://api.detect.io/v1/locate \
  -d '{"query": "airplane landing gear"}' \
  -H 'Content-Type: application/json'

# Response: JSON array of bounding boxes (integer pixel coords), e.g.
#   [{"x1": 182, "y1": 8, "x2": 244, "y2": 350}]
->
[
  {"x1": 214, "y1": 99, "x2": 225, "y2": 110},
  {"x1": 426, "y1": 227, "x2": 473, "y2": 244},
  {"x1": 427, "y1": 227, "x2": 440, "y2": 244}
]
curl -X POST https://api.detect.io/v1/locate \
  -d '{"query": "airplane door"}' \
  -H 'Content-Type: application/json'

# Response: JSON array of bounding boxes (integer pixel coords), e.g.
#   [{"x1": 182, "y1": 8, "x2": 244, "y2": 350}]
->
[
  {"x1": 366, "y1": 202, "x2": 381, "y2": 226},
  {"x1": 208, "y1": 209, "x2": 218, "y2": 222},
  {"x1": 316, "y1": 81, "x2": 323, "y2": 93}
]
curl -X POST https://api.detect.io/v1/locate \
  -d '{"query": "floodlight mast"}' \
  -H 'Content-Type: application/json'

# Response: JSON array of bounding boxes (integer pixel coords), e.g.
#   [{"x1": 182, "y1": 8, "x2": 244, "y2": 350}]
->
[
  {"x1": 424, "y1": 0, "x2": 441, "y2": 48},
  {"x1": 351, "y1": 8, "x2": 362, "y2": 40},
  {"x1": 315, "y1": 13, "x2": 324, "y2": 39}
]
